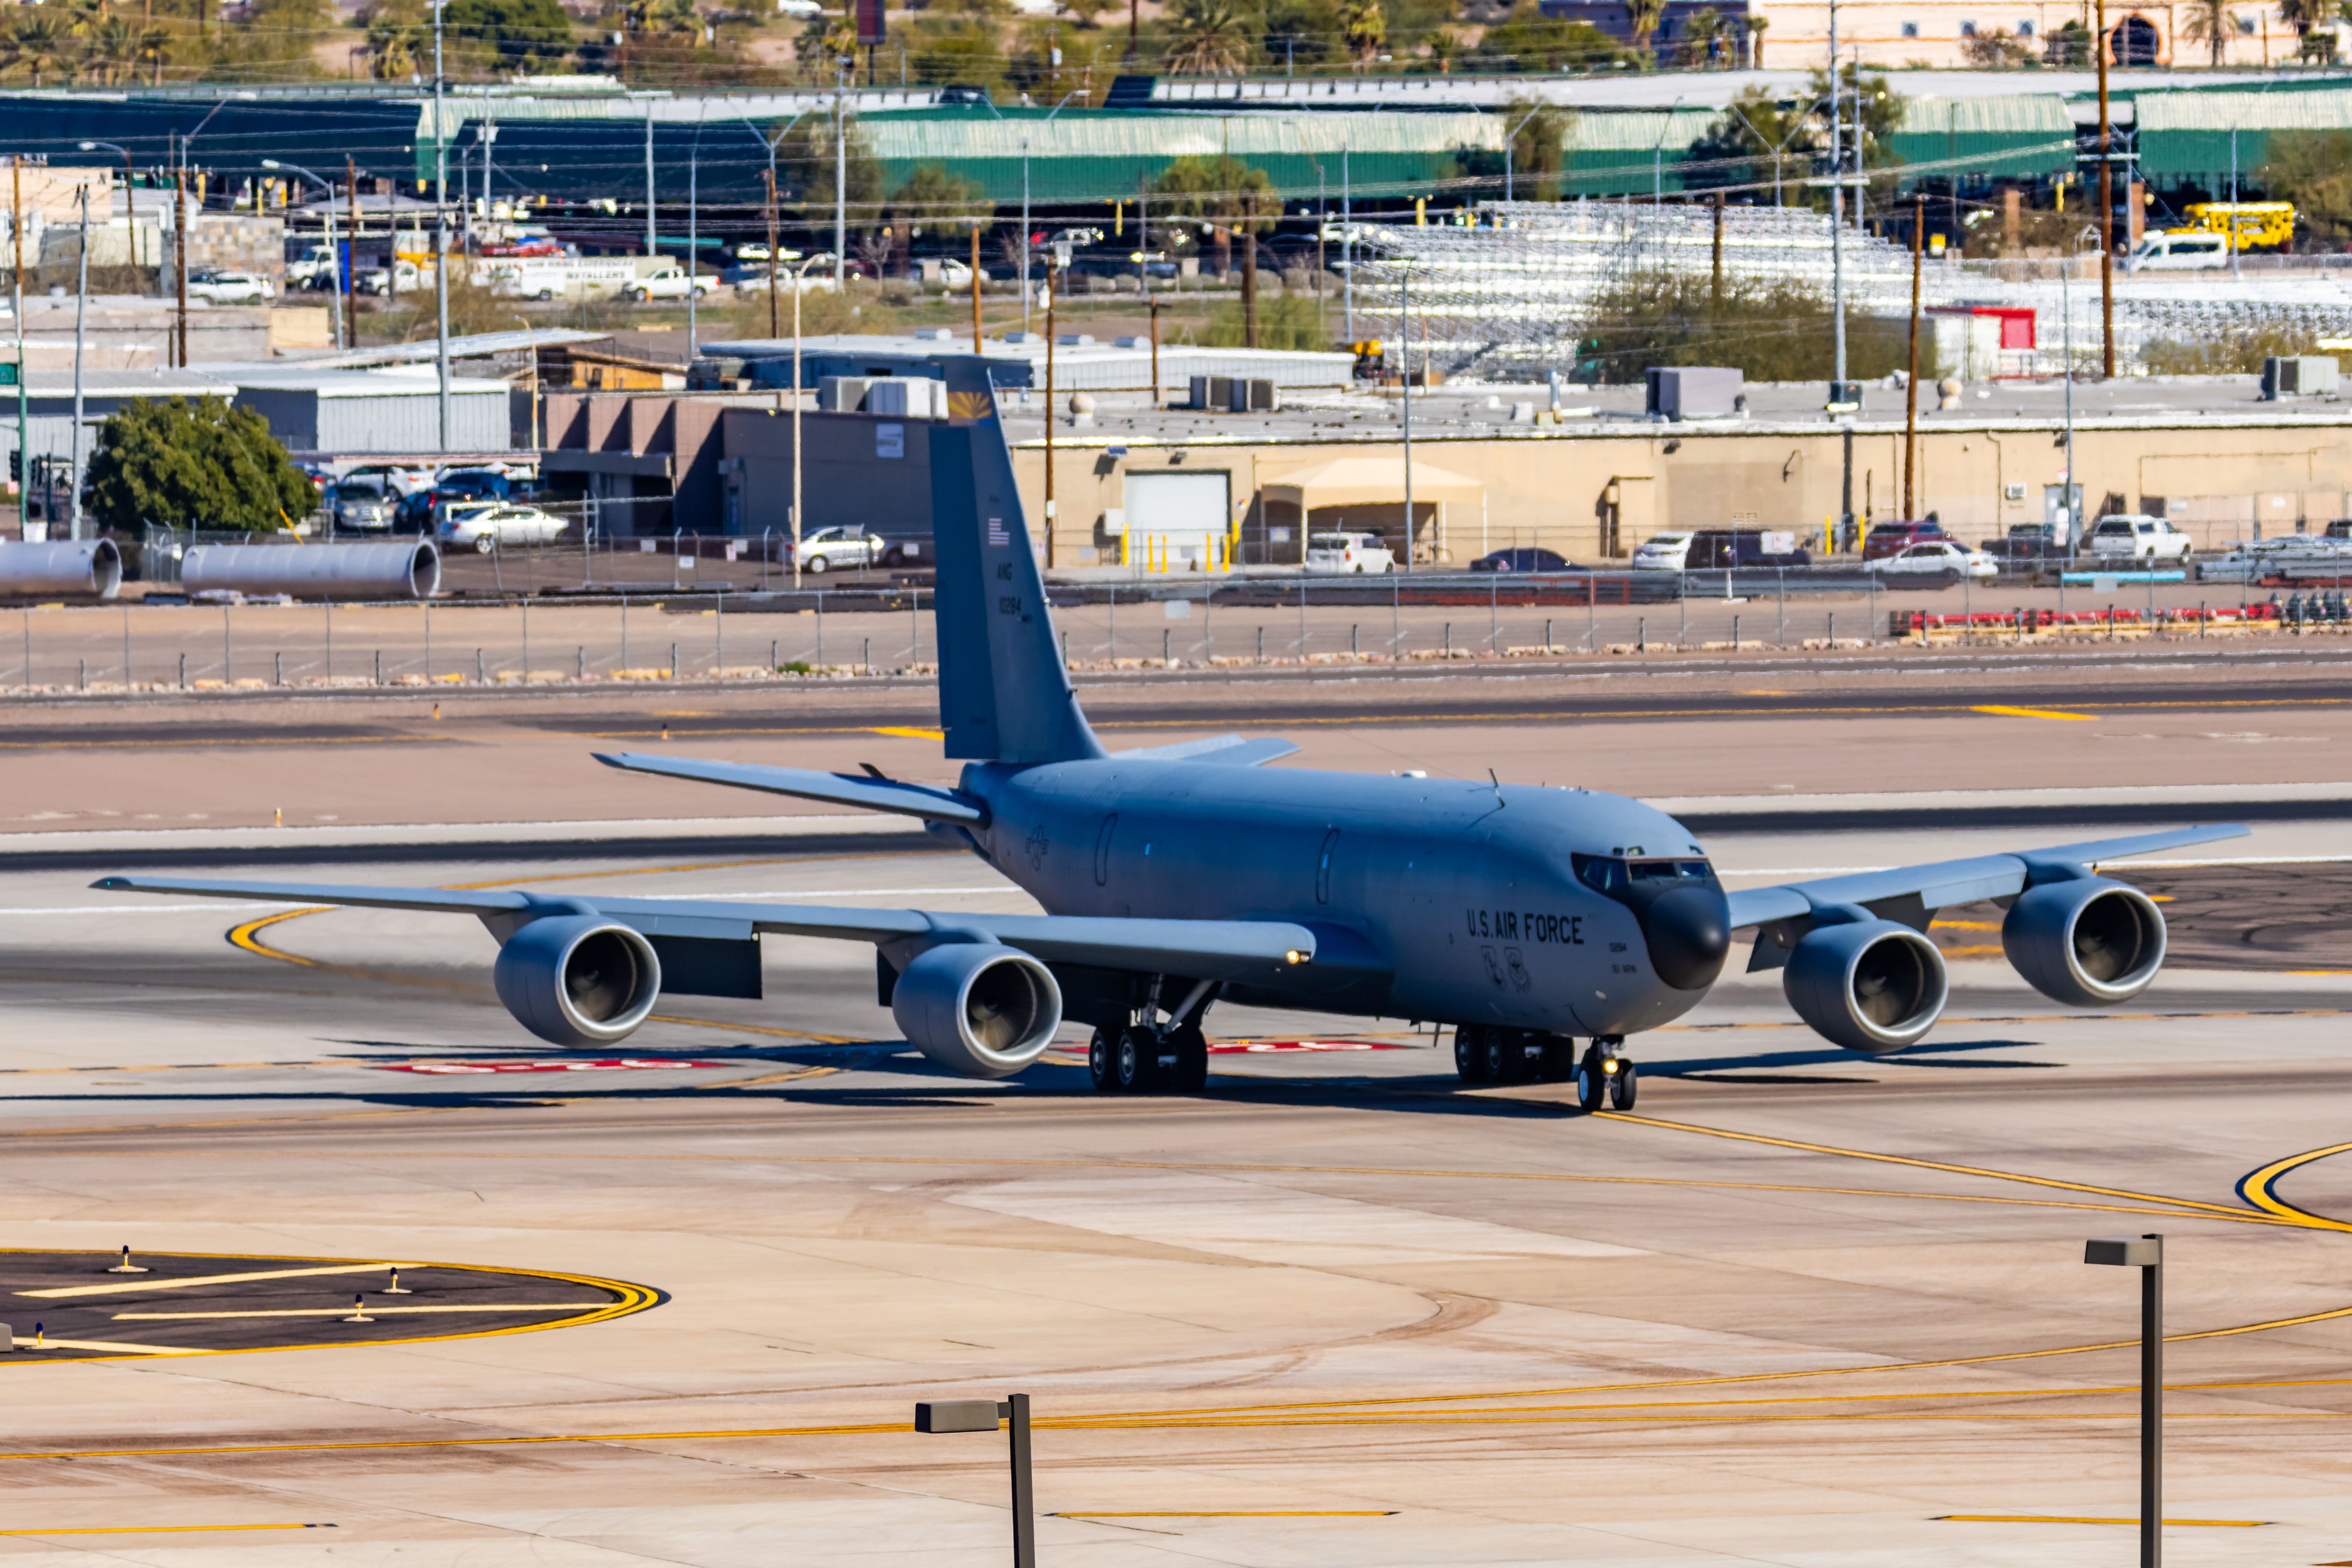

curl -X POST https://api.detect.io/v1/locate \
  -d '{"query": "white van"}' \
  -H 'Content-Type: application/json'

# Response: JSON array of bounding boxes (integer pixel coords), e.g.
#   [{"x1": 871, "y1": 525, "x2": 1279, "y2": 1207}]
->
[
  {"x1": 1304, "y1": 532, "x2": 1395, "y2": 574},
  {"x1": 2130, "y1": 231, "x2": 2230, "y2": 271}
]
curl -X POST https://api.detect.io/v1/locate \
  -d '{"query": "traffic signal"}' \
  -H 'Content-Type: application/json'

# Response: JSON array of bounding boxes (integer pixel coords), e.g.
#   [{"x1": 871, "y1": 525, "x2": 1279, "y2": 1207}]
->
[{"x1": 9, "y1": 449, "x2": 19, "y2": 484}]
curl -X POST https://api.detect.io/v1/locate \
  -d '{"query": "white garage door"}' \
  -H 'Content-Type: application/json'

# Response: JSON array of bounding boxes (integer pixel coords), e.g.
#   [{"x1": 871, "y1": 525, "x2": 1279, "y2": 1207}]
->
[{"x1": 1123, "y1": 470, "x2": 1230, "y2": 567}]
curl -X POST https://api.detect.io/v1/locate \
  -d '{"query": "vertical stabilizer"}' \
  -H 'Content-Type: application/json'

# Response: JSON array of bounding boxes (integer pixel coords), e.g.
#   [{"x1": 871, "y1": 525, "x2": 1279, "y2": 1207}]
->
[{"x1": 929, "y1": 364, "x2": 1104, "y2": 764}]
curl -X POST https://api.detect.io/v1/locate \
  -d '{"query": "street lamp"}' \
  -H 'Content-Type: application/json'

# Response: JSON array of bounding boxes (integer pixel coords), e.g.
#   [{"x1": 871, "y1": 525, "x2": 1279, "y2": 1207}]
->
[
  {"x1": 2084, "y1": 1233, "x2": 2163, "y2": 1568},
  {"x1": 789, "y1": 250, "x2": 829, "y2": 590},
  {"x1": 915, "y1": 1395, "x2": 1035, "y2": 1568},
  {"x1": 261, "y1": 159, "x2": 345, "y2": 351},
  {"x1": 75, "y1": 140, "x2": 140, "y2": 282}
]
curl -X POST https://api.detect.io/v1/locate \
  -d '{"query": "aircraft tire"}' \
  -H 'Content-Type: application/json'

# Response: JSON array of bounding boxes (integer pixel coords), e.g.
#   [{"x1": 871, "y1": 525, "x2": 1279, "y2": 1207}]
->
[
  {"x1": 1088, "y1": 1027, "x2": 1117, "y2": 1092},
  {"x1": 1168, "y1": 1025, "x2": 1209, "y2": 1093},
  {"x1": 1608, "y1": 1058, "x2": 1638, "y2": 1111},
  {"x1": 1114, "y1": 1026, "x2": 1157, "y2": 1093},
  {"x1": 1482, "y1": 1030, "x2": 1521, "y2": 1083},
  {"x1": 1574, "y1": 1046, "x2": 1607, "y2": 1113},
  {"x1": 1453, "y1": 1026, "x2": 1489, "y2": 1083}
]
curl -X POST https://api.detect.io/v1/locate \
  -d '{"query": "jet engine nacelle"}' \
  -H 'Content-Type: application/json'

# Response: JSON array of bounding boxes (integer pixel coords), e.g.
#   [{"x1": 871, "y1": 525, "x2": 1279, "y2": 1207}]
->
[
  {"x1": 1782, "y1": 918, "x2": 1949, "y2": 1053},
  {"x1": 493, "y1": 915, "x2": 663, "y2": 1047},
  {"x1": 891, "y1": 942, "x2": 1062, "y2": 1079},
  {"x1": 2001, "y1": 877, "x2": 2166, "y2": 1006}
]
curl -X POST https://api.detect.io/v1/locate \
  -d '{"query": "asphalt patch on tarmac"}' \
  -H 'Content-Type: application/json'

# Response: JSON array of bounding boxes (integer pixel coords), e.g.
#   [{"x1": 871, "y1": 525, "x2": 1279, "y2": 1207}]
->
[{"x1": 0, "y1": 1249, "x2": 660, "y2": 1362}]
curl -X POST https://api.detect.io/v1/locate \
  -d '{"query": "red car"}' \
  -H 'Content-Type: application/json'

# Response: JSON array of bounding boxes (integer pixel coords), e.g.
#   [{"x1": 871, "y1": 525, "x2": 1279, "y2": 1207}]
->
[{"x1": 1863, "y1": 519, "x2": 1951, "y2": 560}]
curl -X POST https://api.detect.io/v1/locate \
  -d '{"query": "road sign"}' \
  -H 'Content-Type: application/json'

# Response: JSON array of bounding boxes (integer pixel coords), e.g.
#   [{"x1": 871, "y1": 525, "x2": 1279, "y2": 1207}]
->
[{"x1": 0, "y1": 362, "x2": 20, "y2": 387}]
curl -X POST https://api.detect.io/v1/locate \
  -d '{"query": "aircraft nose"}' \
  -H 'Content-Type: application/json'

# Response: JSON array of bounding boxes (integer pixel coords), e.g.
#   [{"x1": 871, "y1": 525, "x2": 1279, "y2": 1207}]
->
[{"x1": 1640, "y1": 884, "x2": 1732, "y2": 990}]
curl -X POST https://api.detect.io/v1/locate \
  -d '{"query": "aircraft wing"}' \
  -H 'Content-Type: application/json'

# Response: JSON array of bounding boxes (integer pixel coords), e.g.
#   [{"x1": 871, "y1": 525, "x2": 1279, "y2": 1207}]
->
[
  {"x1": 1722, "y1": 823, "x2": 2251, "y2": 930},
  {"x1": 593, "y1": 752, "x2": 987, "y2": 824},
  {"x1": 90, "y1": 875, "x2": 1318, "y2": 983},
  {"x1": 1115, "y1": 735, "x2": 1302, "y2": 767}
]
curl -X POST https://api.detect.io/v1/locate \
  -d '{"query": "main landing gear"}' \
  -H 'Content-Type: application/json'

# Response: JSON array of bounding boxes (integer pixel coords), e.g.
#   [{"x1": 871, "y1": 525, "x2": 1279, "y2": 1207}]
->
[
  {"x1": 1087, "y1": 977, "x2": 1215, "y2": 1095},
  {"x1": 1454, "y1": 1026, "x2": 1634, "y2": 1112}
]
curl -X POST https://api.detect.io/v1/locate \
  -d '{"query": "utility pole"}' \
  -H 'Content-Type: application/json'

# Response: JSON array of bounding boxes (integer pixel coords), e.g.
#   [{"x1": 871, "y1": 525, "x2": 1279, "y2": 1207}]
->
[
  {"x1": 764, "y1": 168, "x2": 782, "y2": 340},
  {"x1": 1400, "y1": 269, "x2": 1413, "y2": 575},
  {"x1": 643, "y1": 106, "x2": 656, "y2": 254},
  {"x1": 345, "y1": 156, "x2": 361, "y2": 351},
  {"x1": 1340, "y1": 146, "x2": 1352, "y2": 345},
  {"x1": 1020, "y1": 138, "x2": 1031, "y2": 336},
  {"x1": 11, "y1": 156, "x2": 25, "y2": 536},
  {"x1": 2095, "y1": 0, "x2": 2116, "y2": 378},
  {"x1": 1147, "y1": 294, "x2": 1161, "y2": 407},
  {"x1": 1903, "y1": 195, "x2": 1922, "y2": 520},
  {"x1": 686, "y1": 123, "x2": 701, "y2": 358},
  {"x1": 1240, "y1": 191, "x2": 1259, "y2": 349},
  {"x1": 432, "y1": 0, "x2": 452, "y2": 454},
  {"x1": 969, "y1": 220, "x2": 983, "y2": 352},
  {"x1": 1711, "y1": 189, "x2": 1724, "y2": 303},
  {"x1": 833, "y1": 69, "x2": 847, "y2": 290},
  {"x1": 1043, "y1": 255, "x2": 1057, "y2": 569},
  {"x1": 172, "y1": 158, "x2": 188, "y2": 370}
]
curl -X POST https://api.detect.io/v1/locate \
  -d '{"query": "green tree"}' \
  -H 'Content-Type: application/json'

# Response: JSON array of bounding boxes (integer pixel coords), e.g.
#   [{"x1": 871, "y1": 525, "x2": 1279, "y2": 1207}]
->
[
  {"x1": 1, "y1": 11, "x2": 78, "y2": 86},
  {"x1": 776, "y1": 111, "x2": 886, "y2": 225},
  {"x1": 1160, "y1": 0, "x2": 1256, "y2": 74},
  {"x1": 1474, "y1": 1, "x2": 1624, "y2": 70},
  {"x1": 1577, "y1": 269, "x2": 1919, "y2": 384},
  {"x1": 1693, "y1": 85, "x2": 1817, "y2": 200},
  {"x1": 87, "y1": 398, "x2": 316, "y2": 534},
  {"x1": 443, "y1": 0, "x2": 574, "y2": 69},
  {"x1": 1204, "y1": 290, "x2": 1329, "y2": 349},
  {"x1": 2179, "y1": 0, "x2": 2237, "y2": 64},
  {"x1": 1340, "y1": 0, "x2": 1385, "y2": 66},
  {"x1": 1626, "y1": 0, "x2": 1663, "y2": 56},
  {"x1": 2259, "y1": 128, "x2": 2352, "y2": 238},
  {"x1": 1153, "y1": 152, "x2": 1276, "y2": 274}
]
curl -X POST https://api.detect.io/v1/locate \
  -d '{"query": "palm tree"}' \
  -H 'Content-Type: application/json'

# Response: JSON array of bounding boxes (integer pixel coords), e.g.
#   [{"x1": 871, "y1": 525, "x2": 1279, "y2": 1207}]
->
[
  {"x1": 365, "y1": 11, "x2": 424, "y2": 77},
  {"x1": 1339, "y1": 0, "x2": 1384, "y2": 69},
  {"x1": 85, "y1": 14, "x2": 136, "y2": 82},
  {"x1": 1676, "y1": 5, "x2": 1725, "y2": 66},
  {"x1": 1160, "y1": 0, "x2": 1253, "y2": 74},
  {"x1": 1743, "y1": 10, "x2": 1765, "y2": 65},
  {"x1": 135, "y1": 22, "x2": 169, "y2": 83},
  {"x1": 1626, "y1": 0, "x2": 1664, "y2": 57},
  {"x1": 2180, "y1": 0, "x2": 2237, "y2": 63},
  {"x1": 2, "y1": 11, "x2": 78, "y2": 86}
]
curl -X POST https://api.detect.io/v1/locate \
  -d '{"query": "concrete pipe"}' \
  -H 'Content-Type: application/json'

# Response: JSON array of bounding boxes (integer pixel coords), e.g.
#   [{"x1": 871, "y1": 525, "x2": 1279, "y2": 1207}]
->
[
  {"x1": 181, "y1": 540, "x2": 441, "y2": 602},
  {"x1": 0, "y1": 539, "x2": 123, "y2": 599}
]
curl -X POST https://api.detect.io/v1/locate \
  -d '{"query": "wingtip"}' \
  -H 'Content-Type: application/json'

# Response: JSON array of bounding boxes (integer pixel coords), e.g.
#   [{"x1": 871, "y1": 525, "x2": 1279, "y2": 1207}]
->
[
  {"x1": 90, "y1": 875, "x2": 128, "y2": 891},
  {"x1": 591, "y1": 752, "x2": 633, "y2": 771}
]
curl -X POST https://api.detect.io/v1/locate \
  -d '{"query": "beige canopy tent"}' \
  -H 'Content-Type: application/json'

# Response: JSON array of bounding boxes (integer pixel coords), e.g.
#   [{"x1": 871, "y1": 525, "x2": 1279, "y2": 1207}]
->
[{"x1": 1260, "y1": 455, "x2": 1487, "y2": 564}]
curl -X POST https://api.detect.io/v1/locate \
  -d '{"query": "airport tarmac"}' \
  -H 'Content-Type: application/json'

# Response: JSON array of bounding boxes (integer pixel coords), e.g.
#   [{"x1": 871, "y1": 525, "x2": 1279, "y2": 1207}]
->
[{"x1": 3, "y1": 664, "x2": 2352, "y2": 1563}]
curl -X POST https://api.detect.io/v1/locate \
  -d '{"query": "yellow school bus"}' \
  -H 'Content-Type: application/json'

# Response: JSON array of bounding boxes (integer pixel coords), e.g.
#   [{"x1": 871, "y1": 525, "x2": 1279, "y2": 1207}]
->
[{"x1": 2186, "y1": 202, "x2": 2296, "y2": 250}]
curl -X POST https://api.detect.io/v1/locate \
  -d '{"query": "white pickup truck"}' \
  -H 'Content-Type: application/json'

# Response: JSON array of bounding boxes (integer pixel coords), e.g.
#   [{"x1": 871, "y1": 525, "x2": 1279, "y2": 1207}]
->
[{"x1": 622, "y1": 266, "x2": 719, "y2": 303}]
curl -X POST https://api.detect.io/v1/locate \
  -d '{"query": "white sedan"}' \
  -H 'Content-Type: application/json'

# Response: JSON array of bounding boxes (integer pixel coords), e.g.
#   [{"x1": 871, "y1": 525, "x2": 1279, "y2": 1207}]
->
[
  {"x1": 440, "y1": 504, "x2": 567, "y2": 553},
  {"x1": 186, "y1": 269, "x2": 275, "y2": 304},
  {"x1": 793, "y1": 525, "x2": 886, "y2": 574},
  {"x1": 1868, "y1": 540, "x2": 1998, "y2": 581}
]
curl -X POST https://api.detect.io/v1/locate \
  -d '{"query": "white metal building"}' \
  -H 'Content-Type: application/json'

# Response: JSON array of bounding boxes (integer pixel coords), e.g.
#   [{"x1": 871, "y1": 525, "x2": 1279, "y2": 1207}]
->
[{"x1": 218, "y1": 365, "x2": 513, "y2": 456}]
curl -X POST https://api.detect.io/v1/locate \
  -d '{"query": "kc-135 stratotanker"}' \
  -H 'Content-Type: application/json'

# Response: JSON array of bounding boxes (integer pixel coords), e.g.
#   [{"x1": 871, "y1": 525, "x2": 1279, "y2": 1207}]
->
[{"x1": 101, "y1": 362, "x2": 2246, "y2": 1107}]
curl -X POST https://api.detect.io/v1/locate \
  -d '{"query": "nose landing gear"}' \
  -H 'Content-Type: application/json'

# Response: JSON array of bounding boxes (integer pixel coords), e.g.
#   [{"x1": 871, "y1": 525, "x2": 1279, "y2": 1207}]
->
[{"x1": 1575, "y1": 1038, "x2": 1635, "y2": 1112}]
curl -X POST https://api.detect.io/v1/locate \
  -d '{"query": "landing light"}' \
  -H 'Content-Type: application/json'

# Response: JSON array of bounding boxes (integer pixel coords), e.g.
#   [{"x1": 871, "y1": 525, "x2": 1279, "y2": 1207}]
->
[{"x1": 1285, "y1": 949, "x2": 1307, "y2": 965}]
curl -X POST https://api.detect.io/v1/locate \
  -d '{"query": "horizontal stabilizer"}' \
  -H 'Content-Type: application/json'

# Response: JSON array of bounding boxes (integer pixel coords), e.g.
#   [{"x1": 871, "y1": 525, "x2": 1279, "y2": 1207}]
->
[
  {"x1": 1723, "y1": 823, "x2": 2251, "y2": 930},
  {"x1": 1116, "y1": 734, "x2": 1301, "y2": 767},
  {"x1": 594, "y1": 752, "x2": 986, "y2": 824}
]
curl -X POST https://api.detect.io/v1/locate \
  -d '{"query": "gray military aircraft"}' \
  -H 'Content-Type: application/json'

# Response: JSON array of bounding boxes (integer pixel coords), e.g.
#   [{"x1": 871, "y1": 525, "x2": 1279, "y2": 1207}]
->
[{"x1": 99, "y1": 363, "x2": 2246, "y2": 1108}]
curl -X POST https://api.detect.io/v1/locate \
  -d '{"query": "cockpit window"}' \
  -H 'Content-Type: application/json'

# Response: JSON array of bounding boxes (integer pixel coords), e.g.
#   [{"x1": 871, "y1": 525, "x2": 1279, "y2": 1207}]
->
[{"x1": 1574, "y1": 853, "x2": 1716, "y2": 901}]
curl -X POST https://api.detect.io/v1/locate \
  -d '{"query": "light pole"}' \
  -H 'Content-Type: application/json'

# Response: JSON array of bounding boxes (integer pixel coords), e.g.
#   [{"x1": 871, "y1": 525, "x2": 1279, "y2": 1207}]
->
[
  {"x1": 431, "y1": 0, "x2": 452, "y2": 454},
  {"x1": 1650, "y1": 95, "x2": 1684, "y2": 203},
  {"x1": 2084, "y1": 1233, "x2": 2163, "y2": 1568},
  {"x1": 686, "y1": 113, "x2": 704, "y2": 358},
  {"x1": 67, "y1": 185, "x2": 87, "y2": 541},
  {"x1": 262, "y1": 159, "x2": 344, "y2": 351},
  {"x1": 915, "y1": 1396, "x2": 1036, "y2": 1568},
  {"x1": 1503, "y1": 104, "x2": 1543, "y2": 204},
  {"x1": 790, "y1": 250, "x2": 828, "y2": 589},
  {"x1": 76, "y1": 140, "x2": 140, "y2": 284},
  {"x1": 514, "y1": 315, "x2": 539, "y2": 450}
]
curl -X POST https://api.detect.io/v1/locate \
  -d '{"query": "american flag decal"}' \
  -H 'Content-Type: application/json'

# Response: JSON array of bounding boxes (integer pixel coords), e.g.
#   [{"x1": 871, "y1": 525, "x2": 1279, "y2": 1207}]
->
[{"x1": 987, "y1": 516, "x2": 1010, "y2": 546}]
